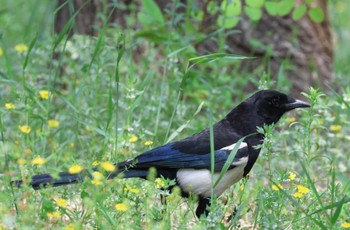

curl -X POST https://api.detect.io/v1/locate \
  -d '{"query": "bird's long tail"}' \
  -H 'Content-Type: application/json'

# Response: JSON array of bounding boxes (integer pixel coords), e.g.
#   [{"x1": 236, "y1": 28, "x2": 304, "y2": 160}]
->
[{"x1": 11, "y1": 162, "x2": 150, "y2": 190}]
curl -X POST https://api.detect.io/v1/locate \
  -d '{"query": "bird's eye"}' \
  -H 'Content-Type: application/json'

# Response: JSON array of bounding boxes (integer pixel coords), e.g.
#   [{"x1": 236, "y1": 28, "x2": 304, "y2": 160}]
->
[{"x1": 269, "y1": 97, "x2": 280, "y2": 106}]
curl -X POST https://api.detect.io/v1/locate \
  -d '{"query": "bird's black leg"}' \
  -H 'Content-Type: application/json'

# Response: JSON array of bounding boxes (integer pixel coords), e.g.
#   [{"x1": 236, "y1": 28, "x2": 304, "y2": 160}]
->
[{"x1": 195, "y1": 197, "x2": 210, "y2": 218}]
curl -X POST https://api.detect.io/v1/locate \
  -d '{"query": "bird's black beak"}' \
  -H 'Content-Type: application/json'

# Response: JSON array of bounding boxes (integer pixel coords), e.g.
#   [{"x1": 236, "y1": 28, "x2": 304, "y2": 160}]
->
[{"x1": 284, "y1": 98, "x2": 310, "y2": 110}]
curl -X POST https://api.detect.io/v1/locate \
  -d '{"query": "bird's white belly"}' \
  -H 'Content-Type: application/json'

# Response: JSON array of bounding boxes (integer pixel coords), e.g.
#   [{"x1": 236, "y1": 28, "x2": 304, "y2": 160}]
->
[{"x1": 176, "y1": 163, "x2": 246, "y2": 198}]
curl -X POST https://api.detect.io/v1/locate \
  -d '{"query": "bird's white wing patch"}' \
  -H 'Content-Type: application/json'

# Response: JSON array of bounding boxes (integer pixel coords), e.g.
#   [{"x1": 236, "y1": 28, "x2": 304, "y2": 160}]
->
[
  {"x1": 177, "y1": 156, "x2": 248, "y2": 198},
  {"x1": 220, "y1": 142, "x2": 247, "y2": 151}
]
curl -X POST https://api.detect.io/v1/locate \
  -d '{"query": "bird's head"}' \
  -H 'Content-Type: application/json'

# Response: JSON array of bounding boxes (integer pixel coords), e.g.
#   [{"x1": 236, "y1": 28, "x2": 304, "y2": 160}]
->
[{"x1": 249, "y1": 90, "x2": 310, "y2": 125}]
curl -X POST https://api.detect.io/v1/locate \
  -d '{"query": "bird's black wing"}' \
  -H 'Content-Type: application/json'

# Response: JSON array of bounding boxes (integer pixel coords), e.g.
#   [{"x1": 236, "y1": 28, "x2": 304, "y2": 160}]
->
[{"x1": 128, "y1": 142, "x2": 249, "y2": 171}]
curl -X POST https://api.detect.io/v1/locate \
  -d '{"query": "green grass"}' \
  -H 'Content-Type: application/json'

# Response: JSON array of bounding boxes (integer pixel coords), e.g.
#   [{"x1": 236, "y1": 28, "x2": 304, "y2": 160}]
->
[{"x1": 0, "y1": 0, "x2": 350, "y2": 229}]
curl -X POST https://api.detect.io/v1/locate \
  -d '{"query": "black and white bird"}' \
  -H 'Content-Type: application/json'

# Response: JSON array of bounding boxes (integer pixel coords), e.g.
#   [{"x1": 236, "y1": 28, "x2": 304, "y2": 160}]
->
[{"x1": 11, "y1": 90, "x2": 310, "y2": 217}]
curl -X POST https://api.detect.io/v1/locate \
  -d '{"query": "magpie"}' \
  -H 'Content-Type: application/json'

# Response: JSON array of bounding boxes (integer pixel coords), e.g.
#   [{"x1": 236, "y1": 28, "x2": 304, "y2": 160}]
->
[{"x1": 11, "y1": 90, "x2": 310, "y2": 218}]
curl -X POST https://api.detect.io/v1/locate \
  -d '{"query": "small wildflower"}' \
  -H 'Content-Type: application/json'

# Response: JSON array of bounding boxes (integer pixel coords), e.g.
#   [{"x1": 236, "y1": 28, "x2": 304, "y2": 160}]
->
[
  {"x1": 293, "y1": 192, "x2": 303, "y2": 198},
  {"x1": 330, "y1": 125, "x2": 342, "y2": 133},
  {"x1": 65, "y1": 224, "x2": 75, "y2": 230},
  {"x1": 56, "y1": 198, "x2": 68, "y2": 208},
  {"x1": 91, "y1": 179, "x2": 103, "y2": 185},
  {"x1": 92, "y1": 161, "x2": 100, "y2": 166},
  {"x1": 155, "y1": 178, "x2": 165, "y2": 189},
  {"x1": 101, "y1": 162, "x2": 116, "y2": 172},
  {"x1": 129, "y1": 134, "x2": 138, "y2": 143},
  {"x1": 32, "y1": 156, "x2": 46, "y2": 165},
  {"x1": 271, "y1": 184, "x2": 284, "y2": 191},
  {"x1": 17, "y1": 158, "x2": 25, "y2": 165},
  {"x1": 19, "y1": 125, "x2": 31, "y2": 134},
  {"x1": 296, "y1": 185, "x2": 310, "y2": 194},
  {"x1": 285, "y1": 117, "x2": 296, "y2": 123},
  {"x1": 115, "y1": 203, "x2": 128, "y2": 212},
  {"x1": 47, "y1": 211, "x2": 61, "y2": 219},
  {"x1": 14, "y1": 43, "x2": 28, "y2": 53},
  {"x1": 68, "y1": 164, "x2": 83, "y2": 174},
  {"x1": 144, "y1": 140, "x2": 153, "y2": 146},
  {"x1": 93, "y1": 171, "x2": 104, "y2": 180},
  {"x1": 288, "y1": 172, "x2": 297, "y2": 180},
  {"x1": 70, "y1": 143, "x2": 74, "y2": 149},
  {"x1": 342, "y1": 221, "x2": 350, "y2": 228},
  {"x1": 39, "y1": 90, "x2": 52, "y2": 100},
  {"x1": 0, "y1": 47, "x2": 3, "y2": 56},
  {"x1": 5, "y1": 103, "x2": 16, "y2": 109},
  {"x1": 239, "y1": 185, "x2": 244, "y2": 191},
  {"x1": 124, "y1": 186, "x2": 139, "y2": 194},
  {"x1": 124, "y1": 186, "x2": 131, "y2": 192},
  {"x1": 48, "y1": 119, "x2": 60, "y2": 128},
  {"x1": 91, "y1": 172, "x2": 104, "y2": 185}
]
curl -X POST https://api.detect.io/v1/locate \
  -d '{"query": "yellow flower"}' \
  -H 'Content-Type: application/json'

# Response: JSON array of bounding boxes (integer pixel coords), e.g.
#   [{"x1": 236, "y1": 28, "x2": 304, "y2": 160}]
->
[
  {"x1": 14, "y1": 43, "x2": 28, "y2": 53},
  {"x1": 285, "y1": 117, "x2": 296, "y2": 123},
  {"x1": 91, "y1": 172, "x2": 104, "y2": 185},
  {"x1": 125, "y1": 186, "x2": 139, "y2": 194},
  {"x1": 5, "y1": 103, "x2": 16, "y2": 109},
  {"x1": 19, "y1": 125, "x2": 31, "y2": 134},
  {"x1": 92, "y1": 161, "x2": 100, "y2": 166},
  {"x1": 288, "y1": 172, "x2": 297, "y2": 180},
  {"x1": 47, "y1": 211, "x2": 61, "y2": 218},
  {"x1": 129, "y1": 134, "x2": 138, "y2": 143},
  {"x1": 271, "y1": 184, "x2": 284, "y2": 191},
  {"x1": 17, "y1": 158, "x2": 25, "y2": 165},
  {"x1": 91, "y1": 179, "x2": 103, "y2": 185},
  {"x1": 124, "y1": 186, "x2": 131, "y2": 192},
  {"x1": 56, "y1": 198, "x2": 68, "y2": 208},
  {"x1": 0, "y1": 47, "x2": 3, "y2": 56},
  {"x1": 293, "y1": 192, "x2": 303, "y2": 198},
  {"x1": 48, "y1": 119, "x2": 60, "y2": 128},
  {"x1": 330, "y1": 125, "x2": 342, "y2": 133},
  {"x1": 155, "y1": 178, "x2": 165, "y2": 189},
  {"x1": 115, "y1": 203, "x2": 128, "y2": 212},
  {"x1": 296, "y1": 185, "x2": 310, "y2": 194},
  {"x1": 68, "y1": 164, "x2": 83, "y2": 174},
  {"x1": 144, "y1": 140, "x2": 153, "y2": 146},
  {"x1": 39, "y1": 90, "x2": 52, "y2": 100},
  {"x1": 65, "y1": 224, "x2": 75, "y2": 230},
  {"x1": 32, "y1": 156, "x2": 46, "y2": 165},
  {"x1": 342, "y1": 221, "x2": 350, "y2": 228},
  {"x1": 93, "y1": 171, "x2": 104, "y2": 180},
  {"x1": 101, "y1": 161, "x2": 116, "y2": 172}
]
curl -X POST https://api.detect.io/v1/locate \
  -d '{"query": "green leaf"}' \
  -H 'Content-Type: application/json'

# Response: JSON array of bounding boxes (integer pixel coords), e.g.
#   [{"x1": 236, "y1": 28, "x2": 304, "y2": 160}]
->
[
  {"x1": 221, "y1": 0, "x2": 242, "y2": 16},
  {"x1": 207, "y1": 1, "x2": 218, "y2": 14},
  {"x1": 137, "y1": 12, "x2": 155, "y2": 26},
  {"x1": 292, "y1": 4, "x2": 307, "y2": 20},
  {"x1": 217, "y1": 15, "x2": 239, "y2": 29},
  {"x1": 141, "y1": 0, "x2": 164, "y2": 25},
  {"x1": 265, "y1": 1, "x2": 278, "y2": 16},
  {"x1": 245, "y1": 6, "x2": 262, "y2": 21},
  {"x1": 278, "y1": 0, "x2": 294, "y2": 16},
  {"x1": 135, "y1": 28, "x2": 170, "y2": 44},
  {"x1": 246, "y1": 0, "x2": 265, "y2": 8},
  {"x1": 309, "y1": 7, "x2": 324, "y2": 23}
]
